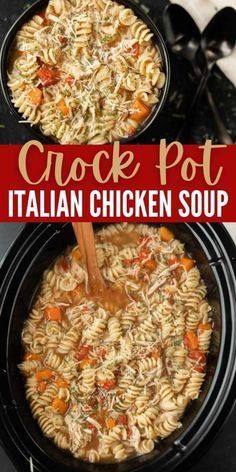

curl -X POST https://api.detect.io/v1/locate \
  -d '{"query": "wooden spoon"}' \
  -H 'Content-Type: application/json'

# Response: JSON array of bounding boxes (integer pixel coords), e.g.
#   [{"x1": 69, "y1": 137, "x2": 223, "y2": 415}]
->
[{"x1": 72, "y1": 222, "x2": 106, "y2": 296}]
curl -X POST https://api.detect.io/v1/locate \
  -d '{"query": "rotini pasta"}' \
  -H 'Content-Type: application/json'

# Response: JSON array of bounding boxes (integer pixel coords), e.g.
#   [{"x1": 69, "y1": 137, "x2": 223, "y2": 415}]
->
[
  {"x1": 8, "y1": 0, "x2": 166, "y2": 143},
  {"x1": 20, "y1": 224, "x2": 212, "y2": 463}
]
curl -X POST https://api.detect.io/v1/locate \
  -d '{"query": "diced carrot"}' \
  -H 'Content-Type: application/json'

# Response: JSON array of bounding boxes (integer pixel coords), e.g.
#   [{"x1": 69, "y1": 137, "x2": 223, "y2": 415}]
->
[
  {"x1": 28, "y1": 87, "x2": 43, "y2": 106},
  {"x1": 184, "y1": 331, "x2": 199, "y2": 351},
  {"x1": 56, "y1": 376, "x2": 69, "y2": 388},
  {"x1": 117, "y1": 414, "x2": 128, "y2": 425},
  {"x1": 35, "y1": 369, "x2": 53, "y2": 382},
  {"x1": 44, "y1": 306, "x2": 62, "y2": 322},
  {"x1": 52, "y1": 397, "x2": 68, "y2": 415},
  {"x1": 130, "y1": 43, "x2": 140, "y2": 57},
  {"x1": 167, "y1": 256, "x2": 178, "y2": 266},
  {"x1": 144, "y1": 259, "x2": 157, "y2": 271},
  {"x1": 198, "y1": 322, "x2": 212, "y2": 331},
  {"x1": 37, "y1": 66, "x2": 60, "y2": 86},
  {"x1": 189, "y1": 349, "x2": 206, "y2": 364},
  {"x1": 57, "y1": 98, "x2": 69, "y2": 116},
  {"x1": 160, "y1": 226, "x2": 174, "y2": 242},
  {"x1": 80, "y1": 358, "x2": 97, "y2": 369},
  {"x1": 24, "y1": 352, "x2": 40, "y2": 361},
  {"x1": 106, "y1": 417, "x2": 116, "y2": 429},
  {"x1": 75, "y1": 345, "x2": 91, "y2": 361},
  {"x1": 98, "y1": 380, "x2": 116, "y2": 391},
  {"x1": 180, "y1": 257, "x2": 195, "y2": 272},
  {"x1": 38, "y1": 381, "x2": 47, "y2": 393},
  {"x1": 190, "y1": 349, "x2": 207, "y2": 374},
  {"x1": 130, "y1": 99, "x2": 151, "y2": 123},
  {"x1": 150, "y1": 350, "x2": 160, "y2": 359}
]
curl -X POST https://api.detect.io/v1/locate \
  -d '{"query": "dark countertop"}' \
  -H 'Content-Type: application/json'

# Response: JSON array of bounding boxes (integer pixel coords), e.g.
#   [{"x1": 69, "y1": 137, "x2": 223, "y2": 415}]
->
[
  {"x1": 0, "y1": 223, "x2": 236, "y2": 472},
  {"x1": 0, "y1": 0, "x2": 236, "y2": 143}
]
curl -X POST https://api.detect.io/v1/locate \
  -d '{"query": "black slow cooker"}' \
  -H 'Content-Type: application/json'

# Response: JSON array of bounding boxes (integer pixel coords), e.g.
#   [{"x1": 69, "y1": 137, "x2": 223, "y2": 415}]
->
[
  {"x1": 0, "y1": 223, "x2": 235, "y2": 472},
  {"x1": 0, "y1": 0, "x2": 170, "y2": 145}
]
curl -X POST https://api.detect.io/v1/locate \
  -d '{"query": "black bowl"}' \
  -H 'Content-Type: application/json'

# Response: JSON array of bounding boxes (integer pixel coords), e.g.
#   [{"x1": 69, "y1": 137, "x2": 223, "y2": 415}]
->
[
  {"x1": 0, "y1": 0, "x2": 170, "y2": 144},
  {"x1": 0, "y1": 223, "x2": 236, "y2": 472}
]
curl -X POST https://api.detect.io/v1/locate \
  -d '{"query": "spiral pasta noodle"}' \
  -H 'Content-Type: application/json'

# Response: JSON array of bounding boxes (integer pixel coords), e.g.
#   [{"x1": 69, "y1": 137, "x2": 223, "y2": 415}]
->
[
  {"x1": 8, "y1": 0, "x2": 165, "y2": 143},
  {"x1": 19, "y1": 224, "x2": 212, "y2": 463}
]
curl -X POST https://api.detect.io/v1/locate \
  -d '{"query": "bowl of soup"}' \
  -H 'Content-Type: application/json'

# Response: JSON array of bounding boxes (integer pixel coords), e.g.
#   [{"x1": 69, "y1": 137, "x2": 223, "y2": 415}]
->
[{"x1": 0, "y1": 0, "x2": 170, "y2": 144}]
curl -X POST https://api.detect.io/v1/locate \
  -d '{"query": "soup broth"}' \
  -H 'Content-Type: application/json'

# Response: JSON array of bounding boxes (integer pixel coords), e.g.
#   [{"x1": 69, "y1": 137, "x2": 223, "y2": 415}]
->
[{"x1": 19, "y1": 223, "x2": 212, "y2": 463}]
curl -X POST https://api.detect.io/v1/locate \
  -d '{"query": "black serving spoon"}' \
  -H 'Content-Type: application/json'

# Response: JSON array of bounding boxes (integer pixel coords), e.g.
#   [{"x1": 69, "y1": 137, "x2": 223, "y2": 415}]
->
[
  {"x1": 178, "y1": 6, "x2": 236, "y2": 142},
  {"x1": 163, "y1": 4, "x2": 200, "y2": 63},
  {"x1": 163, "y1": 4, "x2": 233, "y2": 144},
  {"x1": 164, "y1": 5, "x2": 236, "y2": 143}
]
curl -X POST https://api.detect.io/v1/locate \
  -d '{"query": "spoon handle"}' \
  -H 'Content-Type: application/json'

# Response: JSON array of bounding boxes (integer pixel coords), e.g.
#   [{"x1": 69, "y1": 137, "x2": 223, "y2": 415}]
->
[
  {"x1": 193, "y1": 64, "x2": 233, "y2": 144},
  {"x1": 176, "y1": 67, "x2": 211, "y2": 142},
  {"x1": 72, "y1": 222, "x2": 106, "y2": 295}
]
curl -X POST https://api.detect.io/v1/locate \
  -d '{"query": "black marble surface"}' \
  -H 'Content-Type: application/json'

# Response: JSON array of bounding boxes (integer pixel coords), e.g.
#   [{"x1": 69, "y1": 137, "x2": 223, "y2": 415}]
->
[{"x1": 0, "y1": 0, "x2": 236, "y2": 143}]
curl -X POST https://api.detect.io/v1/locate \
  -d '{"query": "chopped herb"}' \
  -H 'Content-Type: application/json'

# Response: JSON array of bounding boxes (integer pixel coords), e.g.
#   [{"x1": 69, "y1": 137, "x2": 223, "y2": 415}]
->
[
  {"x1": 173, "y1": 339, "x2": 182, "y2": 346},
  {"x1": 101, "y1": 35, "x2": 112, "y2": 43}
]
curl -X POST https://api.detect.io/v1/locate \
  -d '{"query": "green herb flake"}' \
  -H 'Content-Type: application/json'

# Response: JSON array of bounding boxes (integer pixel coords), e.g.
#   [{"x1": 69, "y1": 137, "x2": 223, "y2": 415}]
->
[
  {"x1": 173, "y1": 339, "x2": 182, "y2": 347},
  {"x1": 101, "y1": 35, "x2": 112, "y2": 44}
]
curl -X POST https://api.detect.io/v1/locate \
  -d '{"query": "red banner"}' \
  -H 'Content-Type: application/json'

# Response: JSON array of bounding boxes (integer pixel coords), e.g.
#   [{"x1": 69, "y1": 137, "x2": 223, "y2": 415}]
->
[{"x1": 0, "y1": 141, "x2": 235, "y2": 222}]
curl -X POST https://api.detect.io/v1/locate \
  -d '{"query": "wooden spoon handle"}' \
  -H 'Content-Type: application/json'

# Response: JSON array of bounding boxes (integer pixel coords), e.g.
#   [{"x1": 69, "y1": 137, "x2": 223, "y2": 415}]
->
[
  {"x1": 72, "y1": 222, "x2": 106, "y2": 295},
  {"x1": 82, "y1": 223, "x2": 106, "y2": 295},
  {"x1": 72, "y1": 222, "x2": 87, "y2": 264}
]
